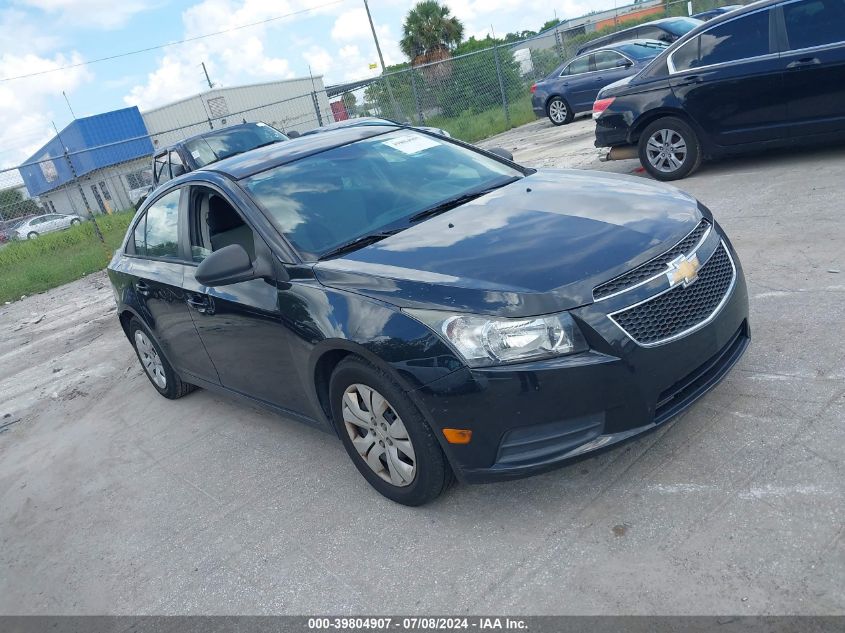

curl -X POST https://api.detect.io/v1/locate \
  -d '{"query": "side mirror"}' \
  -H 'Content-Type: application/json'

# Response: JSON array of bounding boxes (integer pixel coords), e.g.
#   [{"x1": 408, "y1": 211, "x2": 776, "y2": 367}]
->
[
  {"x1": 196, "y1": 244, "x2": 257, "y2": 287},
  {"x1": 488, "y1": 147, "x2": 514, "y2": 161},
  {"x1": 616, "y1": 59, "x2": 633, "y2": 68}
]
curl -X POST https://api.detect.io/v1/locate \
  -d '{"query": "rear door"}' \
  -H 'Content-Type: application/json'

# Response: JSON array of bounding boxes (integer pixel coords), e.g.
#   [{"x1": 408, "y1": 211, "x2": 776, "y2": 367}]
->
[
  {"x1": 777, "y1": 0, "x2": 845, "y2": 137},
  {"x1": 668, "y1": 7, "x2": 788, "y2": 147},
  {"x1": 561, "y1": 54, "x2": 597, "y2": 110},
  {"x1": 124, "y1": 187, "x2": 220, "y2": 384}
]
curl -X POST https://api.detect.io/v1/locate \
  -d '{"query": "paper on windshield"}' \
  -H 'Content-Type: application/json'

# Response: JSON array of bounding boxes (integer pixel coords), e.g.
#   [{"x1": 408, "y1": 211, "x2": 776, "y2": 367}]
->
[{"x1": 382, "y1": 134, "x2": 440, "y2": 155}]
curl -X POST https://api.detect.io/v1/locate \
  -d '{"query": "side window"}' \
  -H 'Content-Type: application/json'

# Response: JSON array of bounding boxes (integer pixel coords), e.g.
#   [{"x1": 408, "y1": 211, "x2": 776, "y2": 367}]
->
[
  {"x1": 594, "y1": 51, "x2": 625, "y2": 71},
  {"x1": 169, "y1": 151, "x2": 185, "y2": 178},
  {"x1": 564, "y1": 55, "x2": 591, "y2": 75},
  {"x1": 134, "y1": 189, "x2": 181, "y2": 259},
  {"x1": 697, "y1": 10, "x2": 772, "y2": 66},
  {"x1": 188, "y1": 186, "x2": 256, "y2": 264},
  {"x1": 153, "y1": 154, "x2": 168, "y2": 185},
  {"x1": 783, "y1": 0, "x2": 845, "y2": 50},
  {"x1": 672, "y1": 36, "x2": 701, "y2": 71}
]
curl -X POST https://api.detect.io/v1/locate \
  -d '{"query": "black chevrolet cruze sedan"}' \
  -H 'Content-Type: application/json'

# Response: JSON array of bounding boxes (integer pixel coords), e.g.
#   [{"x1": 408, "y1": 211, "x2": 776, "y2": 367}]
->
[
  {"x1": 108, "y1": 124, "x2": 750, "y2": 505},
  {"x1": 593, "y1": 0, "x2": 845, "y2": 180}
]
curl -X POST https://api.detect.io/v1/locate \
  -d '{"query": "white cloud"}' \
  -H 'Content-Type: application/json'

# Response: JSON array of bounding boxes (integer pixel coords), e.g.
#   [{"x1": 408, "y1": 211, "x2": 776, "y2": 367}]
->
[
  {"x1": 331, "y1": 8, "x2": 373, "y2": 42},
  {"x1": 19, "y1": 0, "x2": 150, "y2": 29},
  {"x1": 302, "y1": 46, "x2": 334, "y2": 76},
  {"x1": 0, "y1": 49, "x2": 93, "y2": 169}
]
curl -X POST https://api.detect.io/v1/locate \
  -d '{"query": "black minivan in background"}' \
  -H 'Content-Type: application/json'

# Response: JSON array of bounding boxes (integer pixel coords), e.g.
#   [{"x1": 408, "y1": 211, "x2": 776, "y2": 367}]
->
[
  {"x1": 575, "y1": 17, "x2": 702, "y2": 55},
  {"x1": 594, "y1": 0, "x2": 845, "y2": 179}
]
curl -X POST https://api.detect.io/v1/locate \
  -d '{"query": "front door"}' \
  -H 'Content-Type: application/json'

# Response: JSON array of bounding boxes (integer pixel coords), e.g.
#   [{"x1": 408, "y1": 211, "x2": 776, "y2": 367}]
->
[
  {"x1": 181, "y1": 184, "x2": 312, "y2": 416},
  {"x1": 125, "y1": 187, "x2": 220, "y2": 384},
  {"x1": 669, "y1": 7, "x2": 787, "y2": 147},
  {"x1": 778, "y1": 0, "x2": 845, "y2": 137}
]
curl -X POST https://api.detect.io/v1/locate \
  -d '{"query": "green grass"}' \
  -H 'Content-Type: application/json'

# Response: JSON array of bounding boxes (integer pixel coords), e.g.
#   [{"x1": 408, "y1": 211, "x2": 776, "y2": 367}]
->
[
  {"x1": 426, "y1": 95, "x2": 537, "y2": 143},
  {"x1": 0, "y1": 211, "x2": 134, "y2": 304}
]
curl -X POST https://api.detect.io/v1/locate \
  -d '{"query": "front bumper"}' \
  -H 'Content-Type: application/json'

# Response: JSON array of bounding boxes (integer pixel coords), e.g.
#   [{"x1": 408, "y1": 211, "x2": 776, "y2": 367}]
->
[{"x1": 411, "y1": 237, "x2": 750, "y2": 484}]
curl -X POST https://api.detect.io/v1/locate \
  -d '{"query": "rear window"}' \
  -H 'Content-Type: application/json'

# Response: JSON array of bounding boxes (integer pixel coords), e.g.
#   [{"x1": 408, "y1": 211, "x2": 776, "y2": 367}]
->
[
  {"x1": 661, "y1": 17, "x2": 703, "y2": 36},
  {"x1": 615, "y1": 41, "x2": 670, "y2": 60},
  {"x1": 783, "y1": 0, "x2": 845, "y2": 50},
  {"x1": 671, "y1": 10, "x2": 771, "y2": 70}
]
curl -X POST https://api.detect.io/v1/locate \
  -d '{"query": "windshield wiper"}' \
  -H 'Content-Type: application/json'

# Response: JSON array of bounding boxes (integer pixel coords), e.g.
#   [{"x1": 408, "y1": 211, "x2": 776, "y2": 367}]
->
[
  {"x1": 318, "y1": 228, "x2": 404, "y2": 260},
  {"x1": 408, "y1": 177, "x2": 521, "y2": 223}
]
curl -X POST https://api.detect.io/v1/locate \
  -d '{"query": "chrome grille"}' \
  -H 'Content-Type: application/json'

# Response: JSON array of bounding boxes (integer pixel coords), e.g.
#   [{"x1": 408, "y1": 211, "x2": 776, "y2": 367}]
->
[
  {"x1": 593, "y1": 219, "x2": 711, "y2": 300},
  {"x1": 609, "y1": 243, "x2": 735, "y2": 346}
]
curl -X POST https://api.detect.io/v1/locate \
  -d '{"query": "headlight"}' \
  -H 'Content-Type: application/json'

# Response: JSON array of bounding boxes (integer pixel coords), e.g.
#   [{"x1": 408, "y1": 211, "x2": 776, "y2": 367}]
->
[{"x1": 405, "y1": 309, "x2": 588, "y2": 367}]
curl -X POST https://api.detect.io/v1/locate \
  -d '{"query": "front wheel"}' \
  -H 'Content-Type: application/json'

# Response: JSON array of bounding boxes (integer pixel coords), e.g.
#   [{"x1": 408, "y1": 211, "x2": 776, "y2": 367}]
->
[
  {"x1": 329, "y1": 356, "x2": 453, "y2": 506},
  {"x1": 27, "y1": 232, "x2": 38, "y2": 240},
  {"x1": 547, "y1": 96, "x2": 573, "y2": 126},
  {"x1": 129, "y1": 317, "x2": 196, "y2": 399},
  {"x1": 638, "y1": 117, "x2": 702, "y2": 181}
]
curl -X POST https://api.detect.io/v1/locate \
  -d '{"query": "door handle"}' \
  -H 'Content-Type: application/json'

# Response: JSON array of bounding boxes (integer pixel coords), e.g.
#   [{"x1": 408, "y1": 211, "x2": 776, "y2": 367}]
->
[
  {"x1": 187, "y1": 296, "x2": 213, "y2": 315},
  {"x1": 787, "y1": 57, "x2": 821, "y2": 69},
  {"x1": 678, "y1": 75, "x2": 702, "y2": 85},
  {"x1": 135, "y1": 281, "x2": 151, "y2": 297}
]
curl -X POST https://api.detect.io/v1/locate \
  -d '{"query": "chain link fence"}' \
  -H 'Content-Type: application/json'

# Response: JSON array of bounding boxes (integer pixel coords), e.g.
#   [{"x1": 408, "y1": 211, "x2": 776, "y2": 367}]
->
[{"x1": 1, "y1": 0, "x2": 740, "y2": 257}]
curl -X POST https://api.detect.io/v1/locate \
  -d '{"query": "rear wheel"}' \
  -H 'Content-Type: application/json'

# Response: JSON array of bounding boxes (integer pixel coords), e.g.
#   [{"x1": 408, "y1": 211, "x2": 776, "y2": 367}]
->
[
  {"x1": 329, "y1": 356, "x2": 453, "y2": 506},
  {"x1": 70, "y1": 218, "x2": 81, "y2": 226},
  {"x1": 638, "y1": 117, "x2": 702, "y2": 181},
  {"x1": 547, "y1": 96, "x2": 573, "y2": 126},
  {"x1": 129, "y1": 317, "x2": 195, "y2": 399},
  {"x1": 27, "y1": 232, "x2": 38, "y2": 239}
]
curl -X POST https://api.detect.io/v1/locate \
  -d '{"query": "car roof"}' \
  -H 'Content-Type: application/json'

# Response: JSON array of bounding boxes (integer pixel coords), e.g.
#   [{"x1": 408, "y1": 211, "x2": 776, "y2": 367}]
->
[
  {"x1": 198, "y1": 123, "x2": 403, "y2": 180},
  {"x1": 302, "y1": 117, "x2": 393, "y2": 135}
]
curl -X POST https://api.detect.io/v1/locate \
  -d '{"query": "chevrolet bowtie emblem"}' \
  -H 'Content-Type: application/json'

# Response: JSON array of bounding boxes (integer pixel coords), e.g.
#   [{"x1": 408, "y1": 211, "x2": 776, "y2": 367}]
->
[{"x1": 666, "y1": 253, "x2": 700, "y2": 287}]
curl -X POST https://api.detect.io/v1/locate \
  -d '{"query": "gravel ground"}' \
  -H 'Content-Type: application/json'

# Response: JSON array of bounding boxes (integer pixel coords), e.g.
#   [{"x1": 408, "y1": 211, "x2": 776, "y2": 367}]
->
[{"x1": 1, "y1": 116, "x2": 844, "y2": 615}]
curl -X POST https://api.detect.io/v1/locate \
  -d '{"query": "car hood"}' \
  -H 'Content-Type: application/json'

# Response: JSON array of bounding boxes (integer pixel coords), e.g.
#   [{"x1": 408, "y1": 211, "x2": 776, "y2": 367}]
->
[{"x1": 313, "y1": 169, "x2": 703, "y2": 317}]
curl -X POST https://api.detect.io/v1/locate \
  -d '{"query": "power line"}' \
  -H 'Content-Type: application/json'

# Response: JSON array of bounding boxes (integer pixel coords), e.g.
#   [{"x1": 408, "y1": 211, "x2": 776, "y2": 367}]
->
[{"x1": 0, "y1": 0, "x2": 349, "y2": 83}]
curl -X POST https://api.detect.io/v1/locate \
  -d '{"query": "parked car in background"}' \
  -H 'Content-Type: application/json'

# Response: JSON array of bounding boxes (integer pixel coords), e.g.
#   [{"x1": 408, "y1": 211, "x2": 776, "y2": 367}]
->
[
  {"x1": 594, "y1": 0, "x2": 845, "y2": 180},
  {"x1": 574, "y1": 17, "x2": 702, "y2": 56},
  {"x1": 12, "y1": 213, "x2": 84, "y2": 240},
  {"x1": 691, "y1": 4, "x2": 744, "y2": 20},
  {"x1": 136, "y1": 122, "x2": 289, "y2": 208},
  {"x1": 109, "y1": 123, "x2": 748, "y2": 505},
  {"x1": 302, "y1": 117, "x2": 452, "y2": 138},
  {"x1": 531, "y1": 40, "x2": 669, "y2": 125}
]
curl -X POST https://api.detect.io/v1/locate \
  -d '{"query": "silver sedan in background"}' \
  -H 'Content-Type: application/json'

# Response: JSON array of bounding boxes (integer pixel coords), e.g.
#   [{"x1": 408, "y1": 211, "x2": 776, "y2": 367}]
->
[{"x1": 12, "y1": 213, "x2": 85, "y2": 240}]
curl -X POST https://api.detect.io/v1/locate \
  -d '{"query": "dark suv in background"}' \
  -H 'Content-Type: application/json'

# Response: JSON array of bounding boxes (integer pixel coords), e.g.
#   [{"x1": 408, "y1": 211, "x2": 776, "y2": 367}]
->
[
  {"x1": 594, "y1": 0, "x2": 845, "y2": 179},
  {"x1": 575, "y1": 17, "x2": 702, "y2": 55},
  {"x1": 135, "y1": 122, "x2": 289, "y2": 208}
]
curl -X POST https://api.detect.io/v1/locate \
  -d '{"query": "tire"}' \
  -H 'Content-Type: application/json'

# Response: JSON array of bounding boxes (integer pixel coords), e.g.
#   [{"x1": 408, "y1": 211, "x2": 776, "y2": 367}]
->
[
  {"x1": 27, "y1": 232, "x2": 38, "y2": 239},
  {"x1": 129, "y1": 317, "x2": 196, "y2": 399},
  {"x1": 329, "y1": 356, "x2": 453, "y2": 506},
  {"x1": 70, "y1": 219, "x2": 81, "y2": 226},
  {"x1": 638, "y1": 116, "x2": 702, "y2": 181},
  {"x1": 547, "y1": 96, "x2": 573, "y2": 126}
]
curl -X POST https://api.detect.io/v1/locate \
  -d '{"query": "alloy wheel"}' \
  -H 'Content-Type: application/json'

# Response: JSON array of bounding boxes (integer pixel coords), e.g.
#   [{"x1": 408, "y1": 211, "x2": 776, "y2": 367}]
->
[
  {"x1": 549, "y1": 99, "x2": 568, "y2": 124},
  {"x1": 134, "y1": 330, "x2": 167, "y2": 389},
  {"x1": 342, "y1": 383, "x2": 417, "y2": 487},
  {"x1": 645, "y1": 128, "x2": 688, "y2": 173}
]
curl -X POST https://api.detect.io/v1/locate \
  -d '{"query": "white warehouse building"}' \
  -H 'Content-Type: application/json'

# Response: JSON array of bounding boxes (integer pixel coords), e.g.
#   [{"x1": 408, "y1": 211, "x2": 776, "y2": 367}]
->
[{"x1": 142, "y1": 77, "x2": 335, "y2": 150}]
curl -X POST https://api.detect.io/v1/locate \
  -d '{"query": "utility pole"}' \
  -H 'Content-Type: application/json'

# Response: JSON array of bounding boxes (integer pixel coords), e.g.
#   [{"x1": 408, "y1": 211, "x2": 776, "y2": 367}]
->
[
  {"x1": 363, "y1": 0, "x2": 400, "y2": 120},
  {"x1": 201, "y1": 62, "x2": 214, "y2": 89}
]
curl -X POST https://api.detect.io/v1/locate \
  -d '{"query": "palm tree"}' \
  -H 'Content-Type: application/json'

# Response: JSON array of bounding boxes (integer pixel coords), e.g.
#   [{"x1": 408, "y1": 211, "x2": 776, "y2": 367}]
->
[{"x1": 400, "y1": 1, "x2": 464, "y2": 66}]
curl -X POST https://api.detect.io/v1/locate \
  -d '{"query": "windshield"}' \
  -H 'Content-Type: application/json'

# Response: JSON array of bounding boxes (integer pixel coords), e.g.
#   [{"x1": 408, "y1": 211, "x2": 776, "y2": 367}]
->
[
  {"x1": 242, "y1": 130, "x2": 523, "y2": 260},
  {"x1": 185, "y1": 123, "x2": 289, "y2": 167},
  {"x1": 616, "y1": 41, "x2": 670, "y2": 59},
  {"x1": 661, "y1": 17, "x2": 703, "y2": 35}
]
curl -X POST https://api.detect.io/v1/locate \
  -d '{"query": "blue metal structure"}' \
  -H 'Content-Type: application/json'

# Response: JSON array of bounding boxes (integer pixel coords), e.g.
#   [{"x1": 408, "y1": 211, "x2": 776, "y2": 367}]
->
[{"x1": 18, "y1": 107, "x2": 153, "y2": 197}]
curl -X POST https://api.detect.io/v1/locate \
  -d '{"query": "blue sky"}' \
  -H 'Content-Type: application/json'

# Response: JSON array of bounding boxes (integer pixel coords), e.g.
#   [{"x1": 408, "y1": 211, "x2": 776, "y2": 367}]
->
[{"x1": 0, "y1": 0, "x2": 614, "y2": 169}]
